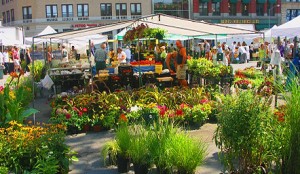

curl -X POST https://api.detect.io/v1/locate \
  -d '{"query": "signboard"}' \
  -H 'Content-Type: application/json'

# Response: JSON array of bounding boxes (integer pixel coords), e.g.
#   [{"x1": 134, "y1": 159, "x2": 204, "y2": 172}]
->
[{"x1": 220, "y1": 19, "x2": 260, "y2": 24}]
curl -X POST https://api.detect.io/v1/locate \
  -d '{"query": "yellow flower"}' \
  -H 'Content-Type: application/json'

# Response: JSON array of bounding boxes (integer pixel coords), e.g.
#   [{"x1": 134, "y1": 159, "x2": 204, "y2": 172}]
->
[{"x1": 9, "y1": 91, "x2": 16, "y2": 100}]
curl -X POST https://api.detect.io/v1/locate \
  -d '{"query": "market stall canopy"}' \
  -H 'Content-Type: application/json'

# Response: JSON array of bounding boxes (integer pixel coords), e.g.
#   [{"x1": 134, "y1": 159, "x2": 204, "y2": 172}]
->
[
  {"x1": 36, "y1": 13, "x2": 260, "y2": 40},
  {"x1": 25, "y1": 25, "x2": 58, "y2": 44},
  {"x1": 271, "y1": 15, "x2": 300, "y2": 38},
  {"x1": 0, "y1": 26, "x2": 23, "y2": 46}
]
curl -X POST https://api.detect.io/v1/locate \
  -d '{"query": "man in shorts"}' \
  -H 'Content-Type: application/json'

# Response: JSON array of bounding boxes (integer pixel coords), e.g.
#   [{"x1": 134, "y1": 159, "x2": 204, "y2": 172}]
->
[{"x1": 175, "y1": 40, "x2": 188, "y2": 87}]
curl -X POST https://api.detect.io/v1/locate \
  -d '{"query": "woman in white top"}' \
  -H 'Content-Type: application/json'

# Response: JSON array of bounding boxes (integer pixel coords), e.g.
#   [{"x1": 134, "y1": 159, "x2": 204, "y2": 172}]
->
[
  {"x1": 117, "y1": 47, "x2": 126, "y2": 64},
  {"x1": 61, "y1": 45, "x2": 69, "y2": 63}
]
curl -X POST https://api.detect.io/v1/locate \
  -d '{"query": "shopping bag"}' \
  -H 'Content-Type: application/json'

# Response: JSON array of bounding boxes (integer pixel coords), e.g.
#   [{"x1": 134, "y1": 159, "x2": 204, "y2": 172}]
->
[{"x1": 41, "y1": 75, "x2": 54, "y2": 90}]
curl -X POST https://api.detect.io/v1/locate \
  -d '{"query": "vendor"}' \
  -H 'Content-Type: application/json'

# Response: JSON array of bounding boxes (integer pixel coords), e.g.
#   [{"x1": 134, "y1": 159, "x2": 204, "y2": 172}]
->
[
  {"x1": 69, "y1": 46, "x2": 77, "y2": 60},
  {"x1": 166, "y1": 51, "x2": 177, "y2": 74},
  {"x1": 117, "y1": 47, "x2": 126, "y2": 64}
]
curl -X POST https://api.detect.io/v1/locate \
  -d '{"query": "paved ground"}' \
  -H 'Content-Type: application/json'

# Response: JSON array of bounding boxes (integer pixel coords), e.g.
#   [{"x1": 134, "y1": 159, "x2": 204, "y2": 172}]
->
[{"x1": 0, "y1": 61, "x2": 259, "y2": 174}]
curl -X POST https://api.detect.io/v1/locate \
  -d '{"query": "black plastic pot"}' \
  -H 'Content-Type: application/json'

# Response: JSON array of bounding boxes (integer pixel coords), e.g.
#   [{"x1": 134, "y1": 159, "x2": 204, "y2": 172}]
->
[
  {"x1": 133, "y1": 163, "x2": 149, "y2": 174},
  {"x1": 117, "y1": 155, "x2": 130, "y2": 173}
]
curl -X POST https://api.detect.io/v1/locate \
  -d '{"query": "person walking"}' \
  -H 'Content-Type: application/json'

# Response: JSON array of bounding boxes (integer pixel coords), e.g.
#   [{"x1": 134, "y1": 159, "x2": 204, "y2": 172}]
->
[
  {"x1": 3, "y1": 48, "x2": 9, "y2": 74},
  {"x1": 25, "y1": 48, "x2": 32, "y2": 72}
]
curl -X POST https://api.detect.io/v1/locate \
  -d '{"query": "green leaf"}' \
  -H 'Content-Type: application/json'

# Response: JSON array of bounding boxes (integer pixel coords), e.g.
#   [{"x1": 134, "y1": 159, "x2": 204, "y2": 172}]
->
[{"x1": 21, "y1": 108, "x2": 39, "y2": 119}]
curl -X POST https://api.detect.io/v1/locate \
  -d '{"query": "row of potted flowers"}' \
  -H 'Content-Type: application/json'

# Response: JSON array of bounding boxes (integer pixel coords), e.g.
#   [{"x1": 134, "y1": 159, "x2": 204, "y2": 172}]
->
[{"x1": 50, "y1": 87, "x2": 218, "y2": 133}]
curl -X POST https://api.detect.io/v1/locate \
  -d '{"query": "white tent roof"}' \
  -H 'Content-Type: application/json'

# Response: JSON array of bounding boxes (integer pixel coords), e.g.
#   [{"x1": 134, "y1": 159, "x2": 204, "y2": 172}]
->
[
  {"x1": 271, "y1": 15, "x2": 300, "y2": 38},
  {"x1": 36, "y1": 14, "x2": 259, "y2": 40},
  {"x1": 37, "y1": 26, "x2": 57, "y2": 36}
]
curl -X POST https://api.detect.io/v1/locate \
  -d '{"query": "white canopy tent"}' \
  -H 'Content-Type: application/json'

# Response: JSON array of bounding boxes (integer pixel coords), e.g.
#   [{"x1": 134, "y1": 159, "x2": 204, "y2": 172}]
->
[
  {"x1": 25, "y1": 25, "x2": 57, "y2": 44},
  {"x1": 271, "y1": 15, "x2": 300, "y2": 38},
  {"x1": 0, "y1": 26, "x2": 24, "y2": 46},
  {"x1": 36, "y1": 14, "x2": 259, "y2": 41}
]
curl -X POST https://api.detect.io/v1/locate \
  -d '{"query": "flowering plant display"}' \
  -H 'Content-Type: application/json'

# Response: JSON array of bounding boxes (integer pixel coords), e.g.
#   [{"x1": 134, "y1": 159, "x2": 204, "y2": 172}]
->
[
  {"x1": 0, "y1": 121, "x2": 74, "y2": 173},
  {"x1": 0, "y1": 71, "x2": 38, "y2": 126},
  {"x1": 235, "y1": 79, "x2": 252, "y2": 89}
]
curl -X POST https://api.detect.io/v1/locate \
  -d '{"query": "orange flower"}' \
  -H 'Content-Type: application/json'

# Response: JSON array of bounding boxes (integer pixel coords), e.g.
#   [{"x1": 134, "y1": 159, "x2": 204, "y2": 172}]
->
[
  {"x1": 19, "y1": 69, "x2": 25, "y2": 76},
  {"x1": 119, "y1": 113, "x2": 128, "y2": 122},
  {"x1": 10, "y1": 72, "x2": 18, "y2": 78}
]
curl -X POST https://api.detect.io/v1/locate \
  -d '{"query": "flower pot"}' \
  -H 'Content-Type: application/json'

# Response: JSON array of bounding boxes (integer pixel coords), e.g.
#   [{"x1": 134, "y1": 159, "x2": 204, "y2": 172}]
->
[
  {"x1": 93, "y1": 125, "x2": 102, "y2": 132},
  {"x1": 82, "y1": 124, "x2": 90, "y2": 132},
  {"x1": 133, "y1": 163, "x2": 149, "y2": 174},
  {"x1": 156, "y1": 166, "x2": 172, "y2": 174},
  {"x1": 67, "y1": 125, "x2": 80, "y2": 135},
  {"x1": 117, "y1": 155, "x2": 130, "y2": 173}
]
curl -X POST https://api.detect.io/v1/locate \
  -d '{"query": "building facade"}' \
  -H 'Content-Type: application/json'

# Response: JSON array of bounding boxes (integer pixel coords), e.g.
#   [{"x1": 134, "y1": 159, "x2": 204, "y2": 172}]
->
[
  {"x1": 192, "y1": 0, "x2": 282, "y2": 30},
  {"x1": 281, "y1": 0, "x2": 300, "y2": 24},
  {"x1": 152, "y1": 0, "x2": 192, "y2": 19},
  {"x1": 0, "y1": 0, "x2": 152, "y2": 37}
]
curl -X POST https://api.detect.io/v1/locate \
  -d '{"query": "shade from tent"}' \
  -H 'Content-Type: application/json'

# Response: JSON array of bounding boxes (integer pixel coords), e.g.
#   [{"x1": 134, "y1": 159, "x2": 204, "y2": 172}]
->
[
  {"x1": 271, "y1": 15, "x2": 300, "y2": 38},
  {"x1": 36, "y1": 13, "x2": 259, "y2": 40}
]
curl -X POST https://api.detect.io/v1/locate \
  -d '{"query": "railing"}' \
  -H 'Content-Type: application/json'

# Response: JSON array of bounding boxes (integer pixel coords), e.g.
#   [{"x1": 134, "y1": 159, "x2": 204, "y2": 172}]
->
[{"x1": 6, "y1": 15, "x2": 139, "y2": 26}]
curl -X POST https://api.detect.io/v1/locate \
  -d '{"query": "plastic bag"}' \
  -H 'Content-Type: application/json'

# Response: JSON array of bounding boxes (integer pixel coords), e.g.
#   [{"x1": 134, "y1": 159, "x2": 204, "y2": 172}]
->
[{"x1": 41, "y1": 75, "x2": 54, "y2": 90}]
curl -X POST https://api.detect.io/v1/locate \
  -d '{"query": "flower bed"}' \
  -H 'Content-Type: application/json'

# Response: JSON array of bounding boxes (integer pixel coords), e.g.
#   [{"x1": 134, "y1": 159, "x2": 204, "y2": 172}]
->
[
  {"x1": 50, "y1": 87, "x2": 219, "y2": 132},
  {"x1": 0, "y1": 121, "x2": 73, "y2": 173}
]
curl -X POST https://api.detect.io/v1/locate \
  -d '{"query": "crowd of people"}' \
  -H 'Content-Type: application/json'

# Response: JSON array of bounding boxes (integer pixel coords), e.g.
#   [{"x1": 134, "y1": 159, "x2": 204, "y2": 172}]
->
[{"x1": 0, "y1": 46, "x2": 32, "y2": 74}]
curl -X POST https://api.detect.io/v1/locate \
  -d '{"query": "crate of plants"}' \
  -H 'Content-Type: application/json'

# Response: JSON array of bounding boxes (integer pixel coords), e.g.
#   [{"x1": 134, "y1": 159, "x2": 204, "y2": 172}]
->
[{"x1": 118, "y1": 65, "x2": 134, "y2": 76}]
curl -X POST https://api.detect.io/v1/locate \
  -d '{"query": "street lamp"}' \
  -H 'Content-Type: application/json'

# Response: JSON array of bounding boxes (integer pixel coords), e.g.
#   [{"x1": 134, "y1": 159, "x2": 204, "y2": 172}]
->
[{"x1": 269, "y1": 4, "x2": 280, "y2": 29}]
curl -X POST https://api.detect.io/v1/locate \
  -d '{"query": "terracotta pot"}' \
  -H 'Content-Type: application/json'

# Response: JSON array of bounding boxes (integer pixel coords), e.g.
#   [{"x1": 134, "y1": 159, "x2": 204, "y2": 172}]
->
[
  {"x1": 93, "y1": 125, "x2": 101, "y2": 132},
  {"x1": 82, "y1": 124, "x2": 90, "y2": 132}
]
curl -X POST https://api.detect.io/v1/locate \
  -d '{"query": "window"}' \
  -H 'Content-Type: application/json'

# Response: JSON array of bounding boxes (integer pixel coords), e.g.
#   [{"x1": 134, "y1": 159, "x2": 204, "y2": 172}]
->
[
  {"x1": 199, "y1": 2, "x2": 208, "y2": 16},
  {"x1": 212, "y1": 2, "x2": 220, "y2": 16},
  {"x1": 22, "y1": 6, "x2": 32, "y2": 19},
  {"x1": 6, "y1": 10, "x2": 10, "y2": 22},
  {"x1": 256, "y1": 3, "x2": 264, "y2": 16},
  {"x1": 46, "y1": 5, "x2": 58, "y2": 18},
  {"x1": 242, "y1": 3, "x2": 249, "y2": 16},
  {"x1": 77, "y1": 4, "x2": 89, "y2": 17},
  {"x1": 116, "y1": 3, "x2": 127, "y2": 16},
  {"x1": 5, "y1": 0, "x2": 8, "y2": 3},
  {"x1": 2, "y1": 0, "x2": 4, "y2": 5},
  {"x1": 267, "y1": 3, "x2": 276, "y2": 16},
  {"x1": 10, "y1": 9, "x2": 14, "y2": 21},
  {"x1": 62, "y1": 4, "x2": 73, "y2": 17},
  {"x1": 228, "y1": 3, "x2": 236, "y2": 16},
  {"x1": 2, "y1": 12, "x2": 5, "y2": 23},
  {"x1": 131, "y1": 3, "x2": 141, "y2": 15},
  {"x1": 100, "y1": 3, "x2": 112, "y2": 16},
  {"x1": 286, "y1": 9, "x2": 300, "y2": 21}
]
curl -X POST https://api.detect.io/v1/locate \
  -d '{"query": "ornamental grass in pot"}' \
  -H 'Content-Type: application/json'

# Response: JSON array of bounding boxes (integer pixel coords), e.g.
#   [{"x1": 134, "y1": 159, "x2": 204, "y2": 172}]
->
[
  {"x1": 115, "y1": 125, "x2": 132, "y2": 173},
  {"x1": 128, "y1": 125, "x2": 151, "y2": 174}
]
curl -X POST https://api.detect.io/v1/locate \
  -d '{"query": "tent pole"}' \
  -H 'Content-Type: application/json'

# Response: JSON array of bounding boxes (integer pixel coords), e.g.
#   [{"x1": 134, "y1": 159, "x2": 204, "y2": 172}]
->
[
  {"x1": 31, "y1": 37, "x2": 35, "y2": 124},
  {"x1": 44, "y1": 42, "x2": 46, "y2": 65},
  {"x1": 88, "y1": 39, "x2": 93, "y2": 92},
  {"x1": 138, "y1": 38, "x2": 142, "y2": 88}
]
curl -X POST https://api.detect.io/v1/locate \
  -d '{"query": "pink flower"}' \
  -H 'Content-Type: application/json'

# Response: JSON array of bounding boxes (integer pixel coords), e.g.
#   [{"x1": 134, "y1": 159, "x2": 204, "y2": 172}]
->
[
  {"x1": 157, "y1": 105, "x2": 168, "y2": 117},
  {"x1": 0, "y1": 86, "x2": 4, "y2": 92},
  {"x1": 82, "y1": 108, "x2": 88, "y2": 112}
]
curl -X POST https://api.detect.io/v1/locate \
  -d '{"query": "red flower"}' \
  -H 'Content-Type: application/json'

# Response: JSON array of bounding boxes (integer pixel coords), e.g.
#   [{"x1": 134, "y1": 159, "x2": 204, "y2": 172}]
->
[
  {"x1": 168, "y1": 113, "x2": 175, "y2": 118},
  {"x1": 73, "y1": 107, "x2": 79, "y2": 112},
  {"x1": 65, "y1": 113, "x2": 71, "y2": 119},
  {"x1": 82, "y1": 108, "x2": 88, "y2": 112},
  {"x1": 0, "y1": 86, "x2": 4, "y2": 92},
  {"x1": 78, "y1": 112, "x2": 83, "y2": 117},
  {"x1": 157, "y1": 105, "x2": 168, "y2": 117},
  {"x1": 180, "y1": 103, "x2": 189, "y2": 109},
  {"x1": 176, "y1": 109, "x2": 184, "y2": 116},
  {"x1": 119, "y1": 113, "x2": 128, "y2": 122},
  {"x1": 200, "y1": 98, "x2": 209, "y2": 104}
]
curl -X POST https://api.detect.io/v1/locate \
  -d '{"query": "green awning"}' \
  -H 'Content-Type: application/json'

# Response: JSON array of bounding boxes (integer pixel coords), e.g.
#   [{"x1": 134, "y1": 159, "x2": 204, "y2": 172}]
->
[
  {"x1": 229, "y1": 0, "x2": 238, "y2": 3},
  {"x1": 242, "y1": 0, "x2": 251, "y2": 3},
  {"x1": 200, "y1": 0, "x2": 209, "y2": 2},
  {"x1": 257, "y1": 0, "x2": 266, "y2": 3},
  {"x1": 212, "y1": 0, "x2": 221, "y2": 2},
  {"x1": 268, "y1": 0, "x2": 276, "y2": 3}
]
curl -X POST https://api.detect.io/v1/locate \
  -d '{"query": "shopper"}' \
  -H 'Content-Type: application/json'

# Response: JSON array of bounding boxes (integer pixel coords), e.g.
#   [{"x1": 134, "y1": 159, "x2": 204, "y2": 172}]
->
[
  {"x1": 61, "y1": 45, "x2": 69, "y2": 63},
  {"x1": 166, "y1": 50, "x2": 177, "y2": 74},
  {"x1": 117, "y1": 47, "x2": 126, "y2": 64},
  {"x1": 3, "y1": 48, "x2": 9, "y2": 74},
  {"x1": 94, "y1": 43, "x2": 108, "y2": 73},
  {"x1": 175, "y1": 40, "x2": 188, "y2": 87},
  {"x1": 25, "y1": 48, "x2": 32, "y2": 72}
]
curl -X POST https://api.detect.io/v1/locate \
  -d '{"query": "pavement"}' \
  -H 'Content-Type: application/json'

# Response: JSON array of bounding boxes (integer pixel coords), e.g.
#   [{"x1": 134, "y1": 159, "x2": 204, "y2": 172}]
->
[{"x1": 0, "y1": 61, "x2": 259, "y2": 174}]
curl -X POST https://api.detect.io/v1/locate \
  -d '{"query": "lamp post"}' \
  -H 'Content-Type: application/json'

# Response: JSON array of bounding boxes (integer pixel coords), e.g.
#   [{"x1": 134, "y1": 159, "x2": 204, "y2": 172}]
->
[{"x1": 269, "y1": 4, "x2": 280, "y2": 29}]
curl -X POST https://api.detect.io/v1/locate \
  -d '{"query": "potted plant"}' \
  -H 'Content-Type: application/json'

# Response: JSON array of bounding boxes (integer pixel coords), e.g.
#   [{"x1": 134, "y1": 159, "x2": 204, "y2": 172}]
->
[
  {"x1": 128, "y1": 125, "x2": 151, "y2": 174},
  {"x1": 168, "y1": 132, "x2": 207, "y2": 174},
  {"x1": 115, "y1": 125, "x2": 132, "y2": 173},
  {"x1": 101, "y1": 140, "x2": 119, "y2": 166}
]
